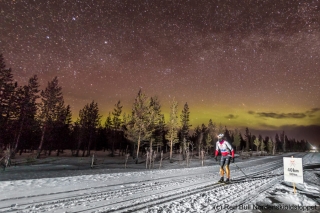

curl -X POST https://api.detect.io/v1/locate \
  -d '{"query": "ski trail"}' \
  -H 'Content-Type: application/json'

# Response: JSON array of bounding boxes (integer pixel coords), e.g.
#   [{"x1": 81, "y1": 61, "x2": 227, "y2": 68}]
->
[{"x1": 0, "y1": 153, "x2": 305, "y2": 213}]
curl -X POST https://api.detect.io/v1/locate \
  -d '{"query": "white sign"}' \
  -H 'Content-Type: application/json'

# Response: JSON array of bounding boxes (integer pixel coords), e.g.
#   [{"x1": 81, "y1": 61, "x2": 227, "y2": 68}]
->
[{"x1": 283, "y1": 157, "x2": 303, "y2": 184}]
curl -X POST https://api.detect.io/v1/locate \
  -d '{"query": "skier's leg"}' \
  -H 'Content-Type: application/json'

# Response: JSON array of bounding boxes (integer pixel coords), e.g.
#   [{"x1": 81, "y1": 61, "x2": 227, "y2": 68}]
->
[
  {"x1": 225, "y1": 157, "x2": 231, "y2": 179},
  {"x1": 220, "y1": 167, "x2": 224, "y2": 176},
  {"x1": 220, "y1": 156, "x2": 226, "y2": 177},
  {"x1": 225, "y1": 165, "x2": 230, "y2": 178}
]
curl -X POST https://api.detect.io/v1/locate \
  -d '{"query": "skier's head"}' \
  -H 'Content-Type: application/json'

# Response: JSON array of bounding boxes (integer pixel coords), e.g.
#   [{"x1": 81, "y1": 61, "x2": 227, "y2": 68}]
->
[{"x1": 218, "y1": 133, "x2": 224, "y2": 142}]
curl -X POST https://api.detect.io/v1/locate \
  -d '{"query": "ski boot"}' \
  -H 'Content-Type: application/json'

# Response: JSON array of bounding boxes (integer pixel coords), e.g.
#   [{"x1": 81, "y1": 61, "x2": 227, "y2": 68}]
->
[
  {"x1": 218, "y1": 177, "x2": 224, "y2": 183},
  {"x1": 224, "y1": 178, "x2": 230, "y2": 184}
]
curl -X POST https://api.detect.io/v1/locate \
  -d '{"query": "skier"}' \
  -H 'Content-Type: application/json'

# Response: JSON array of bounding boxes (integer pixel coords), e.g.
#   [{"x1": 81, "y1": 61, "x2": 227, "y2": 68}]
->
[{"x1": 214, "y1": 133, "x2": 234, "y2": 183}]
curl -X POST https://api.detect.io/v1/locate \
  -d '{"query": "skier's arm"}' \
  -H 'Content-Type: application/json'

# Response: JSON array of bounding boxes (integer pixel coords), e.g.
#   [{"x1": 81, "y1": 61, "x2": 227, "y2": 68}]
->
[
  {"x1": 214, "y1": 142, "x2": 219, "y2": 161},
  {"x1": 225, "y1": 141, "x2": 234, "y2": 158},
  {"x1": 215, "y1": 142, "x2": 219, "y2": 156}
]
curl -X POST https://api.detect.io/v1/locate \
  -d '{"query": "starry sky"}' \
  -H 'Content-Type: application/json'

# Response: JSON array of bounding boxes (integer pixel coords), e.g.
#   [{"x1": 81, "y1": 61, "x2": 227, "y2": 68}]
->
[{"x1": 1, "y1": 0, "x2": 320, "y2": 146}]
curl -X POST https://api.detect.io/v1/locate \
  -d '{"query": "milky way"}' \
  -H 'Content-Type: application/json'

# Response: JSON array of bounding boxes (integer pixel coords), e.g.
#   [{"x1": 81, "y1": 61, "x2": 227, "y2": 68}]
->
[{"x1": 1, "y1": 0, "x2": 319, "y2": 144}]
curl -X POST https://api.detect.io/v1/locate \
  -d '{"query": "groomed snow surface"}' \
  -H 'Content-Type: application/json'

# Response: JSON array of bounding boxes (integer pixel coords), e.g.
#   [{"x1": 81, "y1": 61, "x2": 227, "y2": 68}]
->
[{"x1": 0, "y1": 152, "x2": 319, "y2": 213}]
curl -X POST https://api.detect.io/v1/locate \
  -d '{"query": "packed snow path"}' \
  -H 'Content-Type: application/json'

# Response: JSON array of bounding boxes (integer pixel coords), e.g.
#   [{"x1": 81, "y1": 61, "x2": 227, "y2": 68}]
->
[{"x1": 0, "y1": 152, "x2": 319, "y2": 213}]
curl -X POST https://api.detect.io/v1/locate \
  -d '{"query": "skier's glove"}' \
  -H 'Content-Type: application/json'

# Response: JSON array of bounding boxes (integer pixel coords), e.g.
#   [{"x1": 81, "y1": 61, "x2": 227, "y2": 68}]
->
[
  {"x1": 231, "y1": 157, "x2": 235, "y2": 163},
  {"x1": 214, "y1": 156, "x2": 218, "y2": 161}
]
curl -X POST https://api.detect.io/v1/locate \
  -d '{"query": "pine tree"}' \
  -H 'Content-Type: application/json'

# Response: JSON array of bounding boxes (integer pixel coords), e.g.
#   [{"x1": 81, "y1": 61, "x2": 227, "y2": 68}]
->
[
  {"x1": 275, "y1": 133, "x2": 281, "y2": 153},
  {"x1": 111, "y1": 101, "x2": 122, "y2": 156},
  {"x1": 253, "y1": 137, "x2": 260, "y2": 152},
  {"x1": 104, "y1": 112, "x2": 113, "y2": 152},
  {"x1": 180, "y1": 102, "x2": 191, "y2": 155},
  {"x1": 37, "y1": 77, "x2": 64, "y2": 158},
  {"x1": 54, "y1": 103, "x2": 72, "y2": 156},
  {"x1": 198, "y1": 124, "x2": 207, "y2": 156},
  {"x1": 125, "y1": 89, "x2": 151, "y2": 163},
  {"x1": 112, "y1": 101, "x2": 122, "y2": 130},
  {"x1": 77, "y1": 101, "x2": 101, "y2": 157},
  {"x1": 217, "y1": 123, "x2": 224, "y2": 135},
  {"x1": 244, "y1": 127, "x2": 251, "y2": 152},
  {"x1": 267, "y1": 138, "x2": 273, "y2": 154},
  {"x1": 260, "y1": 136, "x2": 266, "y2": 153},
  {"x1": 233, "y1": 128, "x2": 241, "y2": 152},
  {"x1": 0, "y1": 54, "x2": 17, "y2": 146},
  {"x1": 204, "y1": 133, "x2": 212, "y2": 153},
  {"x1": 105, "y1": 112, "x2": 113, "y2": 129},
  {"x1": 205, "y1": 119, "x2": 216, "y2": 154},
  {"x1": 165, "y1": 98, "x2": 179, "y2": 161},
  {"x1": 207, "y1": 119, "x2": 217, "y2": 141},
  {"x1": 224, "y1": 126, "x2": 232, "y2": 144},
  {"x1": 147, "y1": 96, "x2": 162, "y2": 152},
  {"x1": 13, "y1": 75, "x2": 40, "y2": 154},
  {"x1": 154, "y1": 114, "x2": 165, "y2": 152},
  {"x1": 281, "y1": 131, "x2": 286, "y2": 152}
]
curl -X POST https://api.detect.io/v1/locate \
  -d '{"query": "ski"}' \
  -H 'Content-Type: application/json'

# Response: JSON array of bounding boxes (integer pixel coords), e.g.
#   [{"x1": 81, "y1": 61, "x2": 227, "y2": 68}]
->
[
  {"x1": 206, "y1": 181, "x2": 231, "y2": 188},
  {"x1": 217, "y1": 181, "x2": 231, "y2": 185}
]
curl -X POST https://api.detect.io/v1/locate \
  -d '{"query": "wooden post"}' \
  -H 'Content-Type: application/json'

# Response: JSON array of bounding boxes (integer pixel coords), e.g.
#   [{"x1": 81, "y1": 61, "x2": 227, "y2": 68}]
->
[
  {"x1": 125, "y1": 153, "x2": 129, "y2": 169},
  {"x1": 91, "y1": 154, "x2": 95, "y2": 168},
  {"x1": 159, "y1": 151, "x2": 163, "y2": 169},
  {"x1": 291, "y1": 156, "x2": 296, "y2": 194}
]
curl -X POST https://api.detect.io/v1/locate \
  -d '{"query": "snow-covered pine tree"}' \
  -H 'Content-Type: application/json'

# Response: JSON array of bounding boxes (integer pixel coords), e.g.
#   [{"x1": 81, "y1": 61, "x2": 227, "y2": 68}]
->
[
  {"x1": 197, "y1": 124, "x2": 206, "y2": 158},
  {"x1": 267, "y1": 138, "x2": 272, "y2": 154},
  {"x1": 165, "y1": 98, "x2": 179, "y2": 162},
  {"x1": 147, "y1": 96, "x2": 162, "y2": 155},
  {"x1": 180, "y1": 102, "x2": 191, "y2": 159},
  {"x1": 125, "y1": 89, "x2": 151, "y2": 164},
  {"x1": 253, "y1": 137, "x2": 260, "y2": 152},
  {"x1": 204, "y1": 133, "x2": 212, "y2": 153},
  {"x1": 260, "y1": 136, "x2": 266, "y2": 154}
]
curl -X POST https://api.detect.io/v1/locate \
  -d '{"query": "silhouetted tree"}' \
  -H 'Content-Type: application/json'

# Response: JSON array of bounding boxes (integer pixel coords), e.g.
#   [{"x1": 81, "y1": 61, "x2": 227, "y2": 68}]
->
[
  {"x1": 244, "y1": 127, "x2": 252, "y2": 151},
  {"x1": 77, "y1": 101, "x2": 101, "y2": 157},
  {"x1": 54, "y1": 104, "x2": 72, "y2": 156},
  {"x1": 111, "y1": 100, "x2": 122, "y2": 156},
  {"x1": 104, "y1": 112, "x2": 112, "y2": 152},
  {"x1": 180, "y1": 102, "x2": 191, "y2": 157},
  {"x1": 0, "y1": 54, "x2": 17, "y2": 146},
  {"x1": 224, "y1": 126, "x2": 232, "y2": 144},
  {"x1": 207, "y1": 119, "x2": 217, "y2": 141},
  {"x1": 233, "y1": 128, "x2": 241, "y2": 152},
  {"x1": 275, "y1": 133, "x2": 281, "y2": 152},
  {"x1": 13, "y1": 75, "x2": 40, "y2": 155},
  {"x1": 37, "y1": 77, "x2": 65, "y2": 158}
]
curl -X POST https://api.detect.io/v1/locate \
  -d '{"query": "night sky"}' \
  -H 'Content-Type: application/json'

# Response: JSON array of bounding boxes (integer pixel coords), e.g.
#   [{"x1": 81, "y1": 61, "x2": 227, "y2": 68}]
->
[{"x1": 1, "y1": 0, "x2": 320, "y2": 146}]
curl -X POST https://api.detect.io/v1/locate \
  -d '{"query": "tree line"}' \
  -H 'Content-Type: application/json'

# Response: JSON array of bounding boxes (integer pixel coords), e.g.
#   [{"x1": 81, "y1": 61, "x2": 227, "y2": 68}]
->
[{"x1": 0, "y1": 54, "x2": 311, "y2": 163}]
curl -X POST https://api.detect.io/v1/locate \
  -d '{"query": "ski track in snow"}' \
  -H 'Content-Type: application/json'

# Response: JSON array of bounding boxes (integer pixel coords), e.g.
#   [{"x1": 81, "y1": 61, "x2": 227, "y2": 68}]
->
[{"x1": 0, "y1": 152, "x2": 318, "y2": 213}]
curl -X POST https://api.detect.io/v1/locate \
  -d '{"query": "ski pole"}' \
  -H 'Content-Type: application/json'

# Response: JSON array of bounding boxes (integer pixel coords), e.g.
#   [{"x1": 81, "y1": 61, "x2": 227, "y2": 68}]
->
[{"x1": 233, "y1": 162, "x2": 249, "y2": 179}]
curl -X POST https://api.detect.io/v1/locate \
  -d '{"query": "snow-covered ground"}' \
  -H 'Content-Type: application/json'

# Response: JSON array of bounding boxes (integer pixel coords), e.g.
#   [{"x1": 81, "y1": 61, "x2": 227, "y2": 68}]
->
[{"x1": 0, "y1": 152, "x2": 319, "y2": 213}]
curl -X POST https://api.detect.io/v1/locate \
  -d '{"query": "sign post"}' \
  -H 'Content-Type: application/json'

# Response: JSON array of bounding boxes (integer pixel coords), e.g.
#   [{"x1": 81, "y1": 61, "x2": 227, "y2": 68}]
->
[{"x1": 283, "y1": 156, "x2": 303, "y2": 194}]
